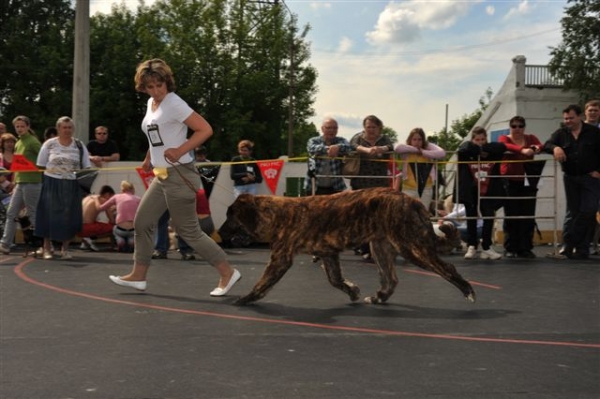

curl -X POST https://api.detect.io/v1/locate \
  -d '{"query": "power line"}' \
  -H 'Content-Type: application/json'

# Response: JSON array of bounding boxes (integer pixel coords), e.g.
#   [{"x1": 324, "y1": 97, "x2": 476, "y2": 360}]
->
[{"x1": 310, "y1": 27, "x2": 561, "y2": 57}]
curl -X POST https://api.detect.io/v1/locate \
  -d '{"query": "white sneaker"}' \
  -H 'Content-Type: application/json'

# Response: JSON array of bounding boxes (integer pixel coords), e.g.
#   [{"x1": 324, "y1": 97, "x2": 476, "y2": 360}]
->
[
  {"x1": 83, "y1": 237, "x2": 100, "y2": 252},
  {"x1": 480, "y1": 247, "x2": 502, "y2": 260},
  {"x1": 464, "y1": 246, "x2": 477, "y2": 259}
]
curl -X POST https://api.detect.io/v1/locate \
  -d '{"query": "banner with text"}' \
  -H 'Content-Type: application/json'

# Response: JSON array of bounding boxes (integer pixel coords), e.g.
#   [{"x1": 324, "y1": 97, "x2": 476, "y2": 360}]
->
[{"x1": 257, "y1": 160, "x2": 284, "y2": 195}]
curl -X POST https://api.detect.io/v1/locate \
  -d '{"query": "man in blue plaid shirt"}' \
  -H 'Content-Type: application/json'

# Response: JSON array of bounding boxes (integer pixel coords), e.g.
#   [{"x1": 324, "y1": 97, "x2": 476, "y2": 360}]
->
[{"x1": 305, "y1": 118, "x2": 352, "y2": 195}]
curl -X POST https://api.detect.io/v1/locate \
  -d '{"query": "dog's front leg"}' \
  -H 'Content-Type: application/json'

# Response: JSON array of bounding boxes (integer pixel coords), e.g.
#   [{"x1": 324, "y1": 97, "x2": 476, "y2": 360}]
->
[
  {"x1": 234, "y1": 253, "x2": 293, "y2": 306},
  {"x1": 365, "y1": 242, "x2": 398, "y2": 304},
  {"x1": 321, "y1": 255, "x2": 360, "y2": 302}
]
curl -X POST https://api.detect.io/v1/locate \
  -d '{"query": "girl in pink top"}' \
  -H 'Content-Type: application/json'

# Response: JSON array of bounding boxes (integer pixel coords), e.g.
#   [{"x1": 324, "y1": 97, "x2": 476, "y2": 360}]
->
[{"x1": 99, "y1": 180, "x2": 141, "y2": 252}]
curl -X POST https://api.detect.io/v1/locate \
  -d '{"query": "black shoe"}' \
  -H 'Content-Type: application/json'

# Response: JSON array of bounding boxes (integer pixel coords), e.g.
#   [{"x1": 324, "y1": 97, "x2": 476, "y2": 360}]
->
[
  {"x1": 504, "y1": 251, "x2": 518, "y2": 258},
  {"x1": 151, "y1": 250, "x2": 167, "y2": 259},
  {"x1": 559, "y1": 246, "x2": 573, "y2": 256},
  {"x1": 181, "y1": 253, "x2": 195, "y2": 261},
  {"x1": 517, "y1": 250, "x2": 536, "y2": 259},
  {"x1": 566, "y1": 252, "x2": 589, "y2": 260}
]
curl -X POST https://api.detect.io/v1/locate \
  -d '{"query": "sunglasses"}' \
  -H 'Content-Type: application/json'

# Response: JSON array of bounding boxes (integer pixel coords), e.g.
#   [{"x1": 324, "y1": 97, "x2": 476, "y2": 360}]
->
[
  {"x1": 96, "y1": 132, "x2": 107, "y2": 135},
  {"x1": 510, "y1": 124, "x2": 525, "y2": 129}
]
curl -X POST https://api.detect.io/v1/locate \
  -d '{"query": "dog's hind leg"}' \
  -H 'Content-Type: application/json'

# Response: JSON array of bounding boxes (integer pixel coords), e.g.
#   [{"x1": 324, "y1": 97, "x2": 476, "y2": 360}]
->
[
  {"x1": 365, "y1": 241, "x2": 399, "y2": 304},
  {"x1": 320, "y1": 254, "x2": 361, "y2": 302},
  {"x1": 400, "y1": 247, "x2": 476, "y2": 302},
  {"x1": 234, "y1": 254, "x2": 294, "y2": 306}
]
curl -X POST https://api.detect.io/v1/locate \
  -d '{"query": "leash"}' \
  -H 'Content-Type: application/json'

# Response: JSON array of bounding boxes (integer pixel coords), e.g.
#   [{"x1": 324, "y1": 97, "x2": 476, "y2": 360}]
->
[{"x1": 164, "y1": 155, "x2": 200, "y2": 194}]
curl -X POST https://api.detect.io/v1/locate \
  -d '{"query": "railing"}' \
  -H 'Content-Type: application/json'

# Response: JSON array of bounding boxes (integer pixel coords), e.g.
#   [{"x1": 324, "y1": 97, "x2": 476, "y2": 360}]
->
[
  {"x1": 312, "y1": 153, "x2": 562, "y2": 256},
  {"x1": 525, "y1": 65, "x2": 564, "y2": 88}
]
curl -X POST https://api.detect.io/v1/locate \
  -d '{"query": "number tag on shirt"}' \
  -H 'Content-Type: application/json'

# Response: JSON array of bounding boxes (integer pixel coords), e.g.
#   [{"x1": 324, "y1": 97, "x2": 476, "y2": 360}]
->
[{"x1": 147, "y1": 123, "x2": 164, "y2": 147}]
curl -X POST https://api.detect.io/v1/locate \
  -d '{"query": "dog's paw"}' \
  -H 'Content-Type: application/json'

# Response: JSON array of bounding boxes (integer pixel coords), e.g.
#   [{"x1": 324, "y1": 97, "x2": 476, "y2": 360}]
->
[
  {"x1": 364, "y1": 296, "x2": 383, "y2": 304},
  {"x1": 233, "y1": 296, "x2": 251, "y2": 306}
]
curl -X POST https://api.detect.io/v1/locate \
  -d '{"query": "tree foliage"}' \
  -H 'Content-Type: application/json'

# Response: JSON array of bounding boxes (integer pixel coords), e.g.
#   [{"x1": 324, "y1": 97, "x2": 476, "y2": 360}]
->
[
  {"x1": 0, "y1": 0, "x2": 317, "y2": 161},
  {"x1": 429, "y1": 87, "x2": 493, "y2": 157},
  {"x1": 548, "y1": 0, "x2": 600, "y2": 100},
  {"x1": 0, "y1": 0, "x2": 75, "y2": 135}
]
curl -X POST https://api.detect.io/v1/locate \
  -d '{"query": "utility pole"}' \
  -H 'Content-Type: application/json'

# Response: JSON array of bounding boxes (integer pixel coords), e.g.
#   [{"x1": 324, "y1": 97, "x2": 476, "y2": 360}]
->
[
  {"x1": 287, "y1": 37, "x2": 294, "y2": 157},
  {"x1": 72, "y1": 0, "x2": 90, "y2": 143}
]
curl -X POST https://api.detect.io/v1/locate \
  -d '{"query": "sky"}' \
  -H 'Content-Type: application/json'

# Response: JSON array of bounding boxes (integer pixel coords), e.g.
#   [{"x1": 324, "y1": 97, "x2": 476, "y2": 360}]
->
[{"x1": 89, "y1": 0, "x2": 567, "y2": 143}]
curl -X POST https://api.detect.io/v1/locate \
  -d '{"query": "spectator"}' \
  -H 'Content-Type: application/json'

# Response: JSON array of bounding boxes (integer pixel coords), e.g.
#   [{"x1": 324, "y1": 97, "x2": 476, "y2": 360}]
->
[
  {"x1": 98, "y1": 180, "x2": 141, "y2": 253},
  {"x1": 151, "y1": 211, "x2": 171, "y2": 259},
  {"x1": 109, "y1": 58, "x2": 240, "y2": 296},
  {"x1": 499, "y1": 116, "x2": 543, "y2": 259},
  {"x1": 305, "y1": 118, "x2": 352, "y2": 195},
  {"x1": 584, "y1": 100, "x2": 600, "y2": 254},
  {"x1": 230, "y1": 139, "x2": 262, "y2": 198},
  {"x1": 584, "y1": 99, "x2": 599, "y2": 127},
  {"x1": 0, "y1": 122, "x2": 6, "y2": 134},
  {"x1": 43, "y1": 127, "x2": 58, "y2": 141},
  {"x1": 349, "y1": 115, "x2": 394, "y2": 261},
  {"x1": 0, "y1": 133, "x2": 17, "y2": 183},
  {"x1": 543, "y1": 104, "x2": 600, "y2": 260},
  {"x1": 439, "y1": 195, "x2": 483, "y2": 245},
  {"x1": 35, "y1": 116, "x2": 91, "y2": 260},
  {"x1": 455, "y1": 126, "x2": 506, "y2": 260},
  {"x1": 178, "y1": 189, "x2": 215, "y2": 260},
  {"x1": 195, "y1": 146, "x2": 219, "y2": 199},
  {"x1": 349, "y1": 115, "x2": 394, "y2": 190},
  {"x1": 87, "y1": 126, "x2": 120, "y2": 167},
  {"x1": 0, "y1": 116, "x2": 42, "y2": 255},
  {"x1": 79, "y1": 185, "x2": 116, "y2": 252},
  {"x1": 394, "y1": 127, "x2": 445, "y2": 208}
]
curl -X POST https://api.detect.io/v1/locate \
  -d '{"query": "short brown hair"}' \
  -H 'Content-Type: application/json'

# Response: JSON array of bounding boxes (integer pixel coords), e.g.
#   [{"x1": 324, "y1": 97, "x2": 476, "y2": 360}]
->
[
  {"x1": 134, "y1": 58, "x2": 176, "y2": 93},
  {"x1": 470, "y1": 126, "x2": 487, "y2": 139},
  {"x1": 0, "y1": 133, "x2": 17, "y2": 152},
  {"x1": 238, "y1": 139, "x2": 254, "y2": 151},
  {"x1": 585, "y1": 99, "x2": 600, "y2": 110}
]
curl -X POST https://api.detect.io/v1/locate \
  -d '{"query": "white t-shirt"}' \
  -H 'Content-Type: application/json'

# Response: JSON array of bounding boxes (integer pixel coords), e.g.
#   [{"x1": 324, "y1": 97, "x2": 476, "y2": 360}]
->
[
  {"x1": 141, "y1": 92, "x2": 194, "y2": 168},
  {"x1": 36, "y1": 138, "x2": 91, "y2": 179}
]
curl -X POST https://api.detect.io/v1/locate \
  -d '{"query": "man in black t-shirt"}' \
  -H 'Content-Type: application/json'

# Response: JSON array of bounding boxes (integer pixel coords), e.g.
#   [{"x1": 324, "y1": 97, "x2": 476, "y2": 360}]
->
[{"x1": 87, "y1": 126, "x2": 120, "y2": 167}]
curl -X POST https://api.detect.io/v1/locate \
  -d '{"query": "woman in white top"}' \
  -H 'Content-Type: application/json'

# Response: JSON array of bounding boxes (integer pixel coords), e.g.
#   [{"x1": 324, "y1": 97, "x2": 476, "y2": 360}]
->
[
  {"x1": 35, "y1": 116, "x2": 90, "y2": 259},
  {"x1": 109, "y1": 58, "x2": 240, "y2": 296}
]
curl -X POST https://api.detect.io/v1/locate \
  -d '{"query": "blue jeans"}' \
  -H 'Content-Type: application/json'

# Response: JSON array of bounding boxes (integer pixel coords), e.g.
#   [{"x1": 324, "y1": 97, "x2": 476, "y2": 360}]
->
[{"x1": 154, "y1": 210, "x2": 170, "y2": 253}]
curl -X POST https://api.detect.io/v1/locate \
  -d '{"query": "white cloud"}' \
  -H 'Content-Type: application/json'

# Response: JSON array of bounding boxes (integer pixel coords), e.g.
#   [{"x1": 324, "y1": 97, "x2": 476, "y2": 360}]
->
[
  {"x1": 504, "y1": 1, "x2": 532, "y2": 20},
  {"x1": 366, "y1": 0, "x2": 481, "y2": 45},
  {"x1": 486, "y1": 5, "x2": 495, "y2": 16},
  {"x1": 337, "y1": 37, "x2": 353, "y2": 53},
  {"x1": 310, "y1": 2, "x2": 332, "y2": 11},
  {"x1": 90, "y1": 0, "x2": 158, "y2": 16}
]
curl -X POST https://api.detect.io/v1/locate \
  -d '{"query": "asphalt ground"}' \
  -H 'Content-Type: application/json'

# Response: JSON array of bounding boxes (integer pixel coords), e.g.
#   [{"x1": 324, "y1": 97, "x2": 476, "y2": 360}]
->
[{"x1": 0, "y1": 244, "x2": 598, "y2": 399}]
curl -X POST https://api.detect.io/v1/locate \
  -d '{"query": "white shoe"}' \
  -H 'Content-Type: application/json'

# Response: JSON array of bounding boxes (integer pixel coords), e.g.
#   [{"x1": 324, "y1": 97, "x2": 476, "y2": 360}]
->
[
  {"x1": 210, "y1": 269, "x2": 241, "y2": 297},
  {"x1": 61, "y1": 251, "x2": 73, "y2": 260},
  {"x1": 109, "y1": 275, "x2": 147, "y2": 291},
  {"x1": 464, "y1": 246, "x2": 477, "y2": 259},
  {"x1": 480, "y1": 248, "x2": 502, "y2": 260},
  {"x1": 80, "y1": 242, "x2": 88, "y2": 250},
  {"x1": 43, "y1": 251, "x2": 53, "y2": 260}
]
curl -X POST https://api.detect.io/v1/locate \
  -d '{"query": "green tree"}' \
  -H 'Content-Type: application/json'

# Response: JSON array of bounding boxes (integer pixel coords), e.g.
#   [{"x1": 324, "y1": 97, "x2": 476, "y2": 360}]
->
[
  {"x1": 548, "y1": 0, "x2": 600, "y2": 100},
  {"x1": 381, "y1": 126, "x2": 398, "y2": 144},
  {"x1": 0, "y1": 0, "x2": 74, "y2": 134},
  {"x1": 429, "y1": 87, "x2": 493, "y2": 157}
]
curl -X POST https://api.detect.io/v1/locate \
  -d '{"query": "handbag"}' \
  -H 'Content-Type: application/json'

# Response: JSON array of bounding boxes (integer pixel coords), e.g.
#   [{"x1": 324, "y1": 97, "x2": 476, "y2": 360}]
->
[
  {"x1": 74, "y1": 139, "x2": 98, "y2": 194},
  {"x1": 76, "y1": 169, "x2": 99, "y2": 195},
  {"x1": 342, "y1": 154, "x2": 360, "y2": 176}
]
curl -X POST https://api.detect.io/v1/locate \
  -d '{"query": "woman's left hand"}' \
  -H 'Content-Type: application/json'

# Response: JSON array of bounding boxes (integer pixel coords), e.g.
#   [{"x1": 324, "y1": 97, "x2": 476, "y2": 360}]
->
[{"x1": 164, "y1": 148, "x2": 182, "y2": 163}]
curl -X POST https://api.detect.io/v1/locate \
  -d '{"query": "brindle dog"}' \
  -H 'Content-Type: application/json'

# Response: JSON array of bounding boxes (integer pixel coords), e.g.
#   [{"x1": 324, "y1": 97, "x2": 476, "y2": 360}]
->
[{"x1": 219, "y1": 187, "x2": 476, "y2": 306}]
